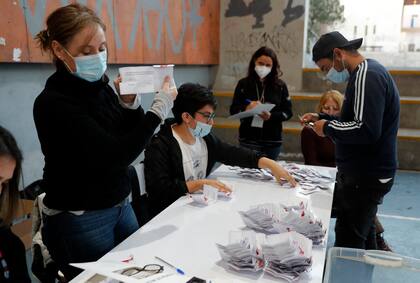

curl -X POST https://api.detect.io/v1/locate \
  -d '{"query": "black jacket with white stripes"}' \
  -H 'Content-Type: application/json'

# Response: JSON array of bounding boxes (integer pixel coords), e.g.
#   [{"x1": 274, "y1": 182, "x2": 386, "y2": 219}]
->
[{"x1": 321, "y1": 59, "x2": 400, "y2": 178}]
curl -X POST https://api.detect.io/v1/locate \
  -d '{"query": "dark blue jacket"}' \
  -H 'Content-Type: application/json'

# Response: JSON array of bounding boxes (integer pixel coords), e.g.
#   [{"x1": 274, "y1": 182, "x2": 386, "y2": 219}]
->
[{"x1": 322, "y1": 59, "x2": 400, "y2": 178}]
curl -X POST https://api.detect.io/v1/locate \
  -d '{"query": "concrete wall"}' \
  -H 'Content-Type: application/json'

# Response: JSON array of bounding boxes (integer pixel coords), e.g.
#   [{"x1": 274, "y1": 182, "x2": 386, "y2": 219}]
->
[
  {"x1": 0, "y1": 63, "x2": 214, "y2": 187},
  {"x1": 214, "y1": 0, "x2": 307, "y2": 91}
]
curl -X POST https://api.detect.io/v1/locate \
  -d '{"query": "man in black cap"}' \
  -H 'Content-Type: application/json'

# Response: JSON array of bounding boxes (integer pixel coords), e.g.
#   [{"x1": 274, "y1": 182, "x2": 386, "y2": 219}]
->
[{"x1": 300, "y1": 31, "x2": 400, "y2": 249}]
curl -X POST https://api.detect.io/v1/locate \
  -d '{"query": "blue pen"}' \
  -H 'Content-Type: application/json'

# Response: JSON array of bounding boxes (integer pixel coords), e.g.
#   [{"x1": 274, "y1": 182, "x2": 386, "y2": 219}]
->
[
  {"x1": 155, "y1": 256, "x2": 185, "y2": 275},
  {"x1": 245, "y1": 99, "x2": 252, "y2": 104}
]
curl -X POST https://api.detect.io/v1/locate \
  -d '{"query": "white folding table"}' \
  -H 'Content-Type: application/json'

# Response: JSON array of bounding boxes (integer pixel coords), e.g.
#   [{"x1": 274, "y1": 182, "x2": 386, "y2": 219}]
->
[{"x1": 71, "y1": 164, "x2": 336, "y2": 282}]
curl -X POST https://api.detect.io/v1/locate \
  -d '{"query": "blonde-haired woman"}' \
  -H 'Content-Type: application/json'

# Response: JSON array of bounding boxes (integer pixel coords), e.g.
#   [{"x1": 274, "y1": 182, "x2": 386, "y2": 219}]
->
[
  {"x1": 33, "y1": 3, "x2": 176, "y2": 279},
  {"x1": 301, "y1": 90, "x2": 343, "y2": 166}
]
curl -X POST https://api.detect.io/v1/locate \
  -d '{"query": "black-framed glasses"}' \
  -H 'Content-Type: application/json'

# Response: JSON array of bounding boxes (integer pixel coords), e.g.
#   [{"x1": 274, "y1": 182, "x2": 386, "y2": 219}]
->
[
  {"x1": 120, "y1": 264, "x2": 164, "y2": 278},
  {"x1": 196, "y1": 111, "x2": 216, "y2": 122}
]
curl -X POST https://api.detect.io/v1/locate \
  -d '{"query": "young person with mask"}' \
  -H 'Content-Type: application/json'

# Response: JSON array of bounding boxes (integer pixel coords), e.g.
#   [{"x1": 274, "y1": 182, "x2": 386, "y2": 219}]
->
[
  {"x1": 33, "y1": 4, "x2": 176, "y2": 279},
  {"x1": 0, "y1": 126, "x2": 31, "y2": 283},
  {"x1": 301, "y1": 90, "x2": 392, "y2": 251},
  {"x1": 230, "y1": 47, "x2": 293, "y2": 160},
  {"x1": 144, "y1": 83, "x2": 297, "y2": 217},
  {"x1": 300, "y1": 31, "x2": 400, "y2": 249}
]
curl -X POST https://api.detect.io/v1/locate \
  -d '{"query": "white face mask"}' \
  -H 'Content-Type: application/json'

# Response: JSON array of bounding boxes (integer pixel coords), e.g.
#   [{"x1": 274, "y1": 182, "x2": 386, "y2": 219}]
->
[{"x1": 254, "y1": 65, "x2": 271, "y2": 79}]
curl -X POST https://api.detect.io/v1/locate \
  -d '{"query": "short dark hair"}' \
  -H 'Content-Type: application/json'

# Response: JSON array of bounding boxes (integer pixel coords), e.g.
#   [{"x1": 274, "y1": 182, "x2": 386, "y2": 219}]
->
[
  {"x1": 0, "y1": 126, "x2": 23, "y2": 225},
  {"x1": 172, "y1": 83, "x2": 217, "y2": 124},
  {"x1": 247, "y1": 46, "x2": 283, "y2": 86}
]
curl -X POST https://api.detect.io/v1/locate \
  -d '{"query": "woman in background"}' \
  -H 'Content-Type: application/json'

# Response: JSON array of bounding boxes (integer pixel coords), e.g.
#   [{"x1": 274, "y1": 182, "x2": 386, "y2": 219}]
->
[
  {"x1": 230, "y1": 46, "x2": 293, "y2": 160},
  {"x1": 0, "y1": 126, "x2": 30, "y2": 283},
  {"x1": 301, "y1": 90, "x2": 343, "y2": 167}
]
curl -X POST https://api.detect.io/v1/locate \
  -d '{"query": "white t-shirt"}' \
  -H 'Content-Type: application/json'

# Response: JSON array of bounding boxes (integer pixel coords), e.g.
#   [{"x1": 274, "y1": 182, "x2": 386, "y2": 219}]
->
[{"x1": 172, "y1": 127, "x2": 208, "y2": 182}]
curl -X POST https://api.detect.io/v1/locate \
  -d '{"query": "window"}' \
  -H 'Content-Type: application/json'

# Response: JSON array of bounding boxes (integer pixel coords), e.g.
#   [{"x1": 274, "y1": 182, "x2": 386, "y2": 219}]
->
[{"x1": 305, "y1": 0, "x2": 420, "y2": 69}]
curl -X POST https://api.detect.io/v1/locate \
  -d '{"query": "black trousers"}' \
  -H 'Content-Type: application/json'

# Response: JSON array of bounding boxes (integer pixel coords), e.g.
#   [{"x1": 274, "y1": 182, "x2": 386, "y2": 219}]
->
[{"x1": 333, "y1": 171, "x2": 393, "y2": 249}]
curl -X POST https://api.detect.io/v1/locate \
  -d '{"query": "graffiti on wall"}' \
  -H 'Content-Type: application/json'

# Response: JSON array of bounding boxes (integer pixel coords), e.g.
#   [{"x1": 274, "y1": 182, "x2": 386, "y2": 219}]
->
[
  {"x1": 0, "y1": 0, "x2": 219, "y2": 64},
  {"x1": 217, "y1": 0, "x2": 305, "y2": 90},
  {"x1": 225, "y1": 0, "x2": 304, "y2": 29}
]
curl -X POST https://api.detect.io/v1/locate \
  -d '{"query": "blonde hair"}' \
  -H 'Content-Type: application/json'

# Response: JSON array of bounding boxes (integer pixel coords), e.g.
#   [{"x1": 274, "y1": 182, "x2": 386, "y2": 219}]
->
[
  {"x1": 316, "y1": 90, "x2": 344, "y2": 113},
  {"x1": 35, "y1": 3, "x2": 105, "y2": 59}
]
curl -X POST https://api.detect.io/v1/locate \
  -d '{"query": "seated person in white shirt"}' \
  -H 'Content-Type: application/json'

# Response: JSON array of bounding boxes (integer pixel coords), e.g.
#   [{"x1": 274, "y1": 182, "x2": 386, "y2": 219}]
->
[{"x1": 144, "y1": 83, "x2": 296, "y2": 217}]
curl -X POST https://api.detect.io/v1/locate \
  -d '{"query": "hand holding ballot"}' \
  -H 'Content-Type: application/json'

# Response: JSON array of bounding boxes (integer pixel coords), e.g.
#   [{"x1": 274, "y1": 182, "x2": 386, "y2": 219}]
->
[
  {"x1": 114, "y1": 75, "x2": 136, "y2": 104},
  {"x1": 258, "y1": 158, "x2": 297, "y2": 187},
  {"x1": 118, "y1": 65, "x2": 176, "y2": 95},
  {"x1": 245, "y1": 100, "x2": 261, "y2": 111},
  {"x1": 160, "y1": 75, "x2": 178, "y2": 100}
]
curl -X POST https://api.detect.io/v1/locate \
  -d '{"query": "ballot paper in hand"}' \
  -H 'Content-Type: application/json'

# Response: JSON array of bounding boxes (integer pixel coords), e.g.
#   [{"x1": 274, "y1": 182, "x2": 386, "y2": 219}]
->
[
  {"x1": 119, "y1": 65, "x2": 175, "y2": 95},
  {"x1": 280, "y1": 162, "x2": 335, "y2": 195},
  {"x1": 228, "y1": 103, "x2": 275, "y2": 120},
  {"x1": 216, "y1": 179, "x2": 234, "y2": 199},
  {"x1": 189, "y1": 185, "x2": 218, "y2": 205}
]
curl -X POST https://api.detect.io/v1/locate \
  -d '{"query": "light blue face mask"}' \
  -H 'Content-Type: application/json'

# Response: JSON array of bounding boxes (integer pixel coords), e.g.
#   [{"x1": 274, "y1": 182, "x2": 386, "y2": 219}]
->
[
  {"x1": 189, "y1": 121, "x2": 212, "y2": 138},
  {"x1": 64, "y1": 49, "x2": 107, "y2": 82},
  {"x1": 326, "y1": 56, "x2": 349, "y2": 84}
]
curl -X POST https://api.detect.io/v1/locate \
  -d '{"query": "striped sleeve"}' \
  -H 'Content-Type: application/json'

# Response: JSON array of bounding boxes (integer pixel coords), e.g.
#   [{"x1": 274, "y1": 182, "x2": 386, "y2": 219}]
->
[
  {"x1": 328, "y1": 60, "x2": 367, "y2": 131},
  {"x1": 324, "y1": 60, "x2": 386, "y2": 144}
]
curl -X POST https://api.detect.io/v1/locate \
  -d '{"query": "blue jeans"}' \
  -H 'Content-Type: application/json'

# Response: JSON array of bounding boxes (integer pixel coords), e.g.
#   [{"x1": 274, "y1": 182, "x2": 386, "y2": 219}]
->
[
  {"x1": 239, "y1": 141, "x2": 282, "y2": 160},
  {"x1": 42, "y1": 203, "x2": 139, "y2": 280}
]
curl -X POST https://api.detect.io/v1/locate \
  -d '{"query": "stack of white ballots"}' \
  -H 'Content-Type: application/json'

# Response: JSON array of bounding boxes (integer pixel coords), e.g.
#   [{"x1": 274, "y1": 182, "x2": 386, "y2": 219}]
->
[
  {"x1": 262, "y1": 231, "x2": 312, "y2": 282},
  {"x1": 228, "y1": 166, "x2": 274, "y2": 181},
  {"x1": 281, "y1": 163, "x2": 334, "y2": 194},
  {"x1": 239, "y1": 202, "x2": 326, "y2": 245},
  {"x1": 216, "y1": 232, "x2": 264, "y2": 272},
  {"x1": 216, "y1": 231, "x2": 312, "y2": 282}
]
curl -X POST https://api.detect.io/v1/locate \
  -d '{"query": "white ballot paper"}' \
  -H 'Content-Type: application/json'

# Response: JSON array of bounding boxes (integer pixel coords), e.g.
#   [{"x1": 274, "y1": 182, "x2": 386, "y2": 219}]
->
[
  {"x1": 216, "y1": 179, "x2": 234, "y2": 200},
  {"x1": 228, "y1": 103, "x2": 275, "y2": 120},
  {"x1": 71, "y1": 261, "x2": 184, "y2": 283},
  {"x1": 216, "y1": 230, "x2": 312, "y2": 282},
  {"x1": 189, "y1": 185, "x2": 219, "y2": 205},
  {"x1": 119, "y1": 65, "x2": 175, "y2": 95},
  {"x1": 239, "y1": 201, "x2": 326, "y2": 246}
]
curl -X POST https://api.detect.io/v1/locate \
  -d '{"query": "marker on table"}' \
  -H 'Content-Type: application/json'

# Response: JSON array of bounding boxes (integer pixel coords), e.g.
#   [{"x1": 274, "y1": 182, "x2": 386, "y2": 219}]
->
[{"x1": 155, "y1": 256, "x2": 185, "y2": 275}]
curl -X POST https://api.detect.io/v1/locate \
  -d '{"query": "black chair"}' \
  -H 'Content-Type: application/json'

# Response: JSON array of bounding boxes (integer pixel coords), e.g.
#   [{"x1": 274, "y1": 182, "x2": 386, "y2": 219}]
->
[{"x1": 128, "y1": 164, "x2": 151, "y2": 227}]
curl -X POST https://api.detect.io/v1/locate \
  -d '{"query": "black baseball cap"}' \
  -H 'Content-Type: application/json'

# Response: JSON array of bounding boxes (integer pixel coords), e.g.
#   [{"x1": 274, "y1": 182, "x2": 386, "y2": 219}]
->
[{"x1": 312, "y1": 31, "x2": 363, "y2": 62}]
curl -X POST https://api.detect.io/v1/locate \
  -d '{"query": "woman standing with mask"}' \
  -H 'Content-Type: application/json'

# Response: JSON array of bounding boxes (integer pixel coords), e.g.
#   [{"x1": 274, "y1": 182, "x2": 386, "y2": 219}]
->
[
  {"x1": 0, "y1": 126, "x2": 30, "y2": 283},
  {"x1": 33, "y1": 4, "x2": 176, "y2": 280},
  {"x1": 230, "y1": 47, "x2": 293, "y2": 160}
]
